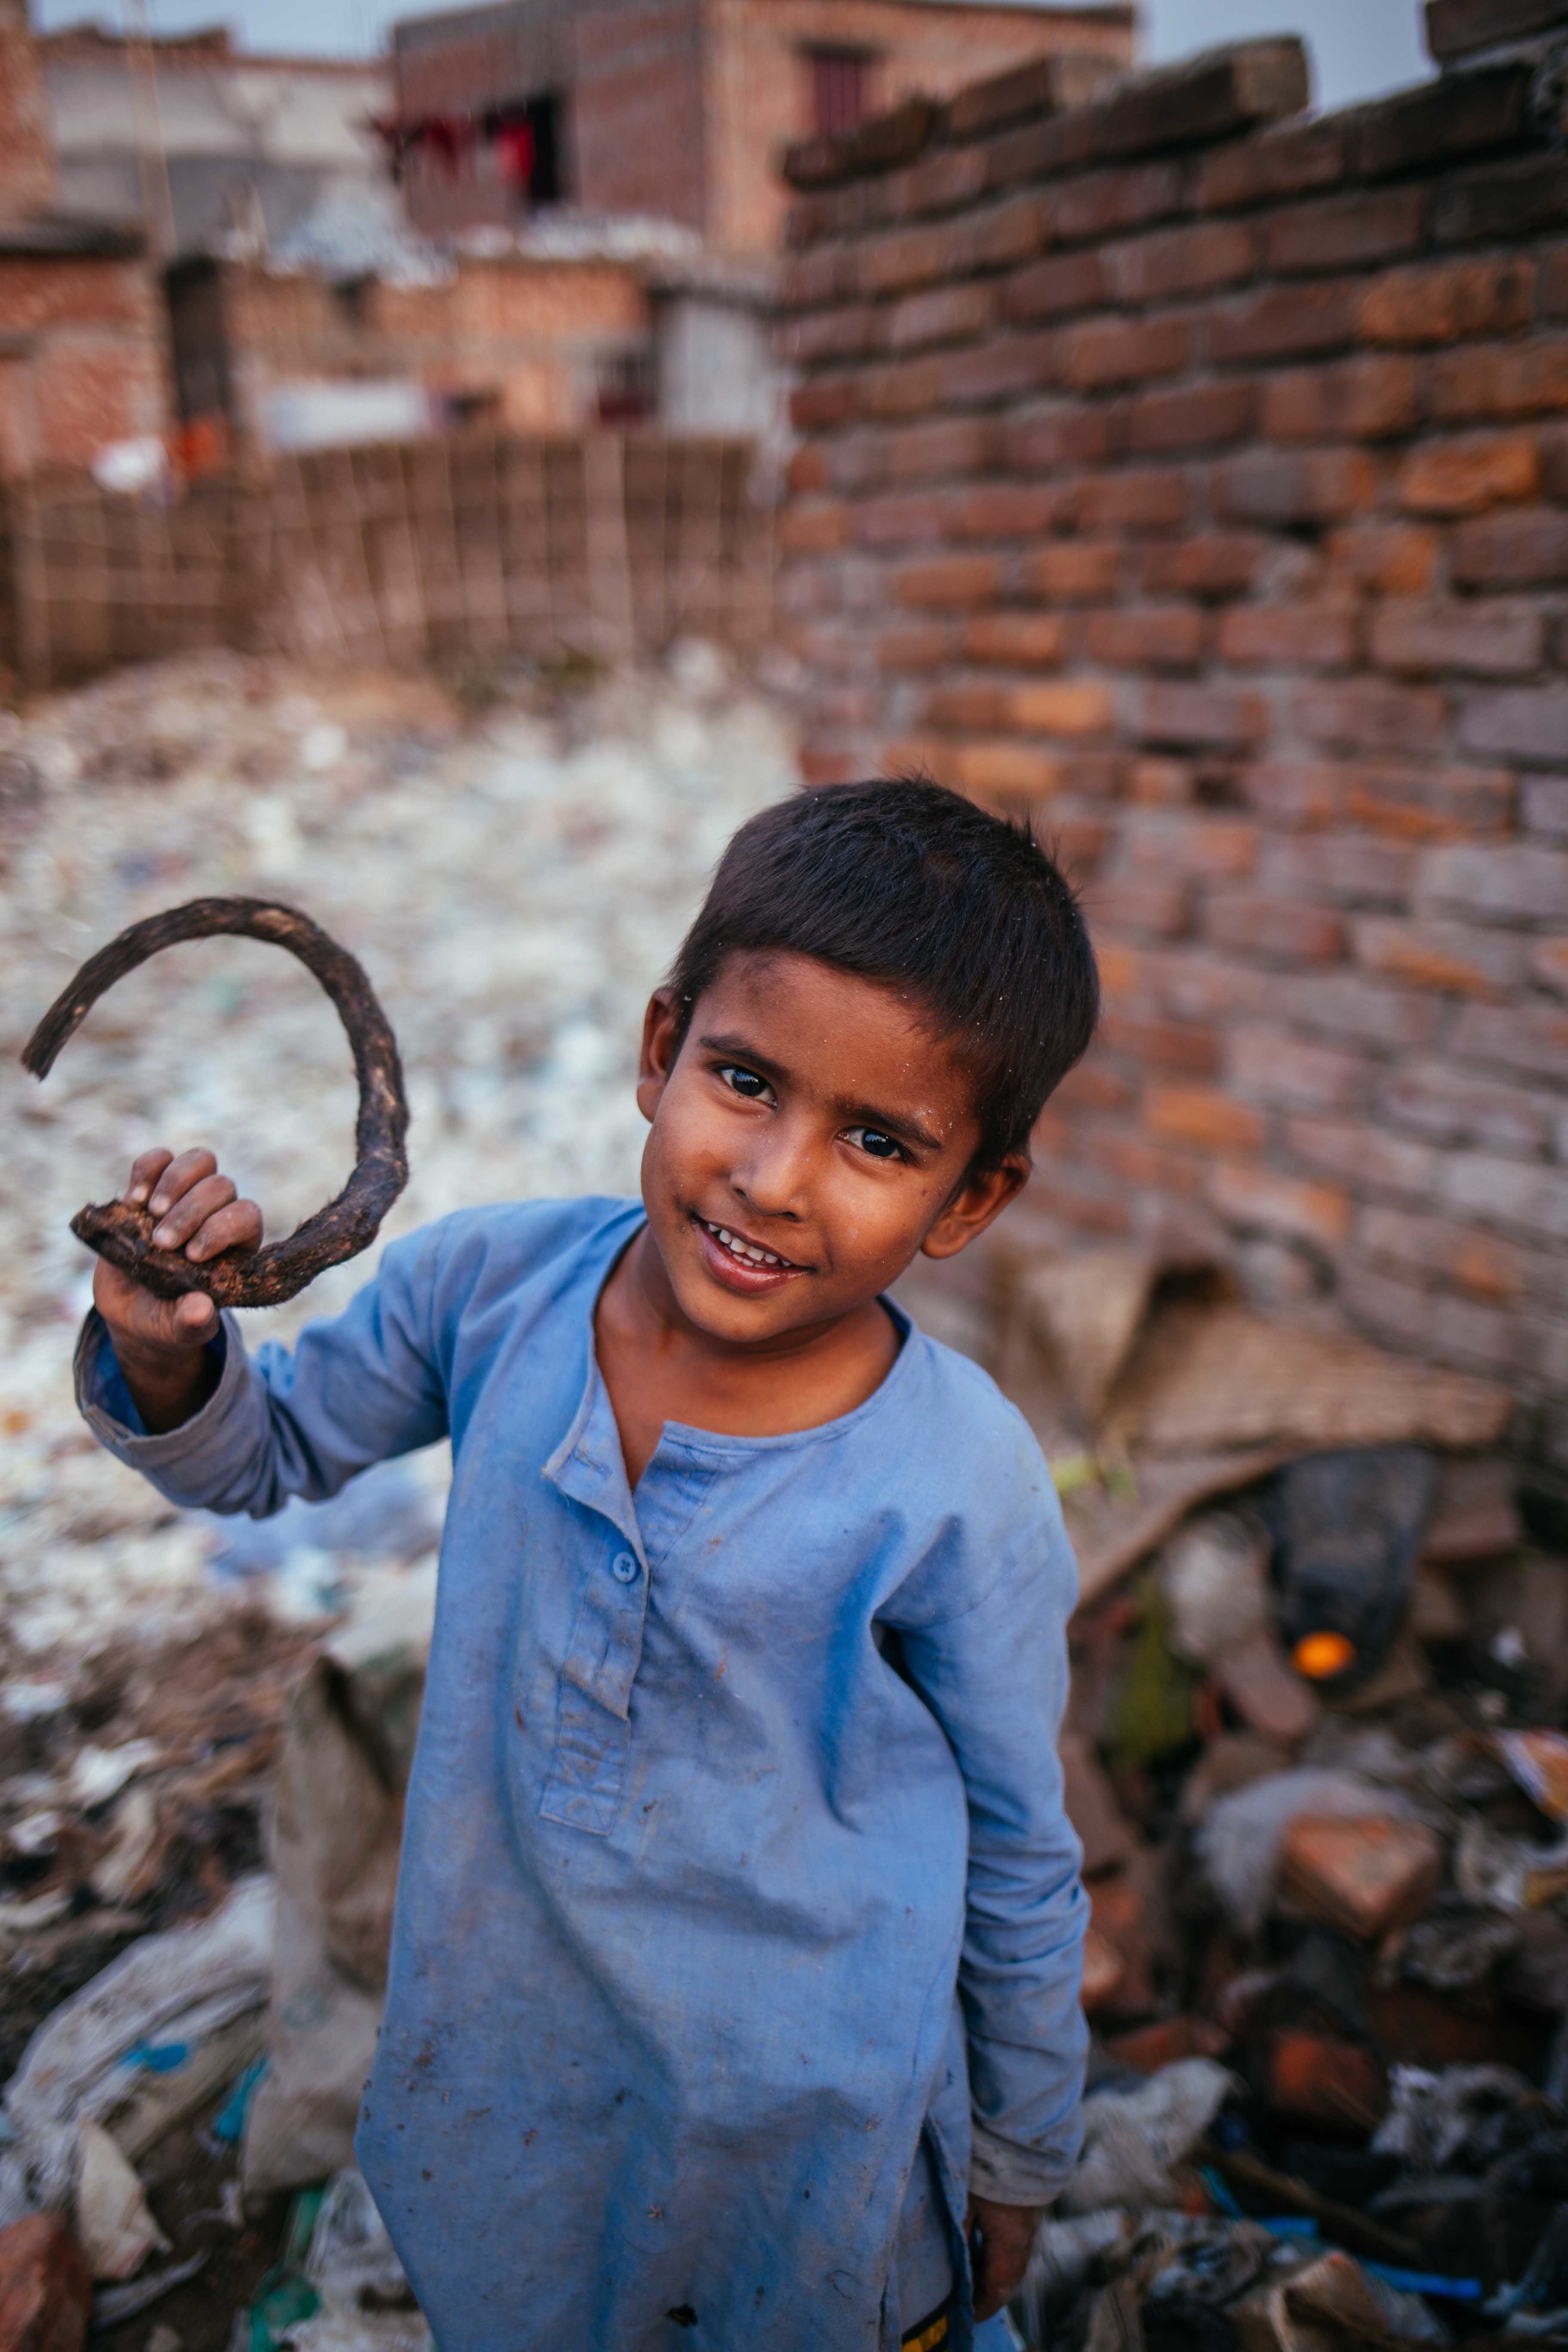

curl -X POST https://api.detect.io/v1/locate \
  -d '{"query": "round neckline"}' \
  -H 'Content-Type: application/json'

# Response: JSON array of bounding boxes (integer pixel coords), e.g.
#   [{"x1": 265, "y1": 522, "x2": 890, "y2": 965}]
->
[{"x1": 591, "y1": 1207, "x2": 921, "y2": 1462}]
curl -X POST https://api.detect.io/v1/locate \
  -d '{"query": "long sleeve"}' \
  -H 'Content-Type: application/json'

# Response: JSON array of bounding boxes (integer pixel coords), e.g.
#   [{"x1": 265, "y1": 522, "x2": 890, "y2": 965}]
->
[
  {"x1": 75, "y1": 1222, "x2": 452, "y2": 1518},
  {"x1": 895, "y1": 1496, "x2": 1088, "y2": 2206}
]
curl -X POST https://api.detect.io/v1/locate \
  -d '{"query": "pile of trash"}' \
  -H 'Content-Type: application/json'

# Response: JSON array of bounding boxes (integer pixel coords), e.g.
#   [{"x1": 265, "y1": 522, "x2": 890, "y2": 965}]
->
[{"x1": 989, "y1": 1241, "x2": 1568, "y2": 2348}]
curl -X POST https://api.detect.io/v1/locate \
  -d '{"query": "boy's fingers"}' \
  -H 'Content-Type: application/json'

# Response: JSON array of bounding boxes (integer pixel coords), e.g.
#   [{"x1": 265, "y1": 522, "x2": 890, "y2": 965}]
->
[
  {"x1": 146, "y1": 1147, "x2": 218, "y2": 1217},
  {"x1": 151, "y1": 1172, "x2": 235, "y2": 1249},
  {"x1": 184, "y1": 1197, "x2": 262, "y2": 1262},
  {"x1": 124, "y1": 1146, "x2": 174, "y2": 1207},
  {"x1": 172, "y1": 1291, "x2": 220, "y2": 1337}
]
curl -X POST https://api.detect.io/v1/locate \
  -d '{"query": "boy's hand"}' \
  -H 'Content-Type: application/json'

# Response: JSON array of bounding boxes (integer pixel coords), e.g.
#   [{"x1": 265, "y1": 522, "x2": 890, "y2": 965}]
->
[
  {"x1": 968, "y1": 2195, "x2": 1042, "y2": 2323},
  {"x1": 91, "y1": 1147, "x2": 262, "y2": 1431}
]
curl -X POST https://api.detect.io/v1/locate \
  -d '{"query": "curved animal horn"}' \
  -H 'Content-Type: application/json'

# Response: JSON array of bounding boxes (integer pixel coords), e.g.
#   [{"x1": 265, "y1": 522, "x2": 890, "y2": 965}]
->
[{"x1": 21, "y1": 896, "x2": 409, "y2": 1309}]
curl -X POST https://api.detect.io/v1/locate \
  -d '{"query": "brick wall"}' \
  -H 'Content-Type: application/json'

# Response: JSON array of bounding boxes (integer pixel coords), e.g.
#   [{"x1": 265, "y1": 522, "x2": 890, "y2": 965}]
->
[
  {"x1": 0, "y1": 0, "x2": 56, "y2": 218},
  {"x1": 776, "y1": 28, "x2": 1568, "y2": 1483}
]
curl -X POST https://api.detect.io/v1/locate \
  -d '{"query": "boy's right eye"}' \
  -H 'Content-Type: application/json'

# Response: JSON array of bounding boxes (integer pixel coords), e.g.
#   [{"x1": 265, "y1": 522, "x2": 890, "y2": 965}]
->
[{"x1": 718, "y1": 1063, "x2": 773, "y2": 1103}]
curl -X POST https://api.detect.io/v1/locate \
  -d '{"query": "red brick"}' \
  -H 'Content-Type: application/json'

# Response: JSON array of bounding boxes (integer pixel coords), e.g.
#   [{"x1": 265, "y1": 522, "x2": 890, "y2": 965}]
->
[
  {"x1": 1207, "y1": 1158, "x2": 1353, "y2": 1248},
  {"x1": 958, "y1": 191, "x2": 1049, "y2": 272},
  {"x1": 0, "y1": 2213, "x2": 92, "y2": 2352},
  {"x1": 1147, "y1": 1084, "x2": 1267, "y2": 1151},
  {"x1": 1039, "y1": 160, "x2": 1185, "y2": 243},
  {"x1": 1209, "y1": 280, "x2": 1357, "y2": 364},
  {"x1": 1080, "y1": 1924, "x2": 1125, "y2": 2013},
  {"x1": 1344, "y1": 762, "x2": 1515, "y2": 842},
  {"x1": 948, "y1": 51, "x2": 1118, "y2": 140},
  {"x1": 1231, "y1": 1025, "x2": 1368, "y2": 1109},
  {"x1": 1108, "y1": 220, "x2": 1258, "y2": 304},
  {"x1": 1138, "y1": 681, "x2": 1269, "y2": 749},
  {"x1": 1292, "y1": 679, "x2": 1447, "y2": 756},
  {"x1": 876, "y1": 623, "x2": 956, "y2": 672},
  {"x1": 1025, "y1": 541, "x2": 1120, "y2": 601},
  {"x1": 1104, "y1": 2017, "x2": 1231, "y2": 2074},
  {"x1": 789, "y1": 377, "x2": 855, "y2": 432},
  {"x1": 1355, "y1": 63, "x2": 1533, "y2": 183},
  {"x1": 1285, "y1": 1115, "x2": 1434, "y2": 1199},
  {"x1": 786, "y1": 446, "x2": 828, "y2": 497},
  {"x1": 1072, "y1": 468, "x2": 1189, "y2": 532},
  {"x1": 1359, "y1": 255, "x2": 1535, "y2": 346},
  {"x1": 1385, "y1": 1061, "x2": 1548, "y2": 1154},
  {"x1": 1458, "y1": 684, "x2": 1568, "y2": 766},
  {"x1": 1004, "y1": 250, "x2": 1107, "y2": 323},
  {"x1": 1088, "y1": 879, "x2": 1192, "y2": 941},
  {"x1": 1263, "y1": 356, "x2": 1417, "y2": 443},
  {"x1": 1280, "y1": 1813, "x2": 1444, "y2": 1937},
  {"x1": 1128, "y1": 379, "x2": 1256, "y2": 453},
  {"x1": 1216, "y1": 447, "x2": 1376, "y2": 526},
  {"x1": 856, "y1": 222, "x2": 954, "y2": 297},
  {"x1": 1208, "y1": 896, "x2": 1344, "y2": 965},
  {"x1": 856, "y1": 358, "x2": 943, "y2": 420},
  {"x1": 886, "y1": 282, "x2": 993, "y2": 353},
  {"x1": 1261, "y1": 834, "x2": 1415, "y2": 905},
  {"x1": 895, "y1": 554, "x2": 1002, "y2": 608},
  {"x1": 1264, "y1": 2030, "x2": 1389, "y2": 2131},
  {"x1": 964, "y1": 612, "x2": 1066, "y2": 665},
  {"x1": 936, "y1": 336, "x2": 1057, "y2": 410},
  {"x1": 1325, "y1": 524, "x2": 1439, "y2": 595},
  {"x1": 783, "y1": 303, "x2": 881, "y2": 366},
  {"x1": 1451, "y1": 507, "x2": 1568, "y2": 586},
  {"x1": 1399, "y1": 433, "x2": 1539, "y2": 516},
  {"x1": 1007, "y1": 679, "x2": 1116, "y2": 736},
  {"x1": 1359, "y1": 1203, "x2": 1527, "y2": 1301},
  {"x1": 1061, "y1": 314, "x2": 1187, "y2": 391},
  {"x1": 1431, "y1": 341, "x2": 1568, "y2": 424},
  {"x1": 885, "y1": 416, "x2": 995, "y2": 482},
  {"x1": 1004, "y1": 401, "x2": 1120, "y2": 472},
  {"x1": 1426, "y1": 0, "x2": 1567, "y2": 63},
  {"x1": 1355, "y1": 916, "x2": 1527, "y2": 1000},
  {"x1": 1266, "y1": 188, "x2": 1422, "y2": 275},
  {"x1": 943, "y1": 483, "x2": 1064, "y2": 541},
  {"x1": 1372, "y1": 598, "x2": 1544, "y2": 678},
  {"x1": 1140, "y1": 534, "x2": 1268, "y2": 598},
  {"x1": 1194, "y1": 115, "x2": 1348, "y2": 213},
  {"x1": 1218, "y1": 603, "x2": 1357, "y2": 670},
  {"x1": 893, "y1": 141, "x2": 990, "y2": 220},
  {"x1": 923, "y1": 682, "x2": 1010, "y2": 730},
  {"x1": 951, "y1": 738, "x2": 1063, "y2": 800},
  {"x1": 1084, "y1": 607, "x2": 1204, "y2": 669},
  {"x1": 1434, "y1": 156, "x2": 1568, "y2": 247},
  {"x1": 1283, "y1": 971, "x2": 1441, "y2": 1051},
  {"x1": 778, "y1": 502, "x2": 850, "y2": 556},
  {"x1": 1130, "y1": 818, "x2": 1260, "y2": 879},
  {"x1": 1099, "y1": 1011, "x2": 1219, "y2": 1072}
]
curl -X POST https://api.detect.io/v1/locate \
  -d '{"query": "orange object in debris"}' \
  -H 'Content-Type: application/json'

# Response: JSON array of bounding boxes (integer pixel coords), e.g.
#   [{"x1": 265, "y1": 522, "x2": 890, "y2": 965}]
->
[
  {"x1": 1279, "y1": 1813, "x2": 1444, "y2": 1942},
  {"x1": 1267, "y1": 2027, "x2": 1388, "y2": 2134},
  {"x1": 1293, "y1": 1629, "x2": 1356, "y2": 1680}
]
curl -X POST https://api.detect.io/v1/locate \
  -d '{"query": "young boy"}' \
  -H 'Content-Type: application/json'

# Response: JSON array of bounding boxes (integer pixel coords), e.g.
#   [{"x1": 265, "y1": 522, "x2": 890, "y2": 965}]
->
[{"x1": 77, "y1": 778, "x2": 1096, "y2": 2352}]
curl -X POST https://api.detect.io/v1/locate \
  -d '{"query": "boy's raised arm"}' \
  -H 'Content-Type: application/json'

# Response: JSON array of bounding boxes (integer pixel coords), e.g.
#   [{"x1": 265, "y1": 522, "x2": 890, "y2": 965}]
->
[{"x1": 78, "y1": 1147, "x2": 451, "y2": 1522}]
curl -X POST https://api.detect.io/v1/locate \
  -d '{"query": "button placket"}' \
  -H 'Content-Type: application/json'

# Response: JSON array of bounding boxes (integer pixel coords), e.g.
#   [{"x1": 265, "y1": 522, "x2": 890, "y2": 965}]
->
[{"x1": 540, "y1": 1535, "x2": 650, "y2": 1836}]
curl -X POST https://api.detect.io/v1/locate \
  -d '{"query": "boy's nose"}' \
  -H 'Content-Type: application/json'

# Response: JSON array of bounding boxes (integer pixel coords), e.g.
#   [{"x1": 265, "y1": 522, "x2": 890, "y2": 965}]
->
[{"x1": 730, "y1": 1125, "x2": 812, "y2": 1221}]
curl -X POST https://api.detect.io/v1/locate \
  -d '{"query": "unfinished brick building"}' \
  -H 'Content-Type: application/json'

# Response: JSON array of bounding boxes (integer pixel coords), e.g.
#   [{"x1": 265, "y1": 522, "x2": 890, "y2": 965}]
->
[
  {"x1": 389, "y1": 0, "x2": 1132, "y2": 251},
  {"x1": 0, "y1": 0, "x2": 165, "y2": 476},
  {"x1": 777, "y1": 6, "x2": 1568, "y2": 1485}
]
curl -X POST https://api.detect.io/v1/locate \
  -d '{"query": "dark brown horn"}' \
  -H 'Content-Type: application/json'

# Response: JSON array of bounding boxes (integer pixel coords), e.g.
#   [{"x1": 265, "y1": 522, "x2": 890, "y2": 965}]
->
[{"x1": 21, "y1": 896, "x2": 409, "y2": 1308}]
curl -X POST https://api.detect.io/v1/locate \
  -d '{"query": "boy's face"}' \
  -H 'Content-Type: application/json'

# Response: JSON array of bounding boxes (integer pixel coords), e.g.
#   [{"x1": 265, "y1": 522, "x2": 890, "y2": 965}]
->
[{"x1": 635, "y1": 950, "x2": 1026, "y2": 1348}]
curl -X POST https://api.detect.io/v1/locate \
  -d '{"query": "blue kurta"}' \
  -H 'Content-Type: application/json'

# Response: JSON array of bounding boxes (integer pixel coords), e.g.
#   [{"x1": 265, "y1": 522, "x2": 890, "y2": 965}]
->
[{"x1": 77, "y1": 1197, "x2": 1088, "y2": 2352}]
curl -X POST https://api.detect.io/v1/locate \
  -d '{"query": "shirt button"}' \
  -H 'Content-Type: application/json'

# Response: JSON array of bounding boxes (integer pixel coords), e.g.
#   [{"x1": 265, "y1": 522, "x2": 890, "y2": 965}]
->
[{"x1": 612, "y1": 1552, "x2": 640, "y2": 1584}]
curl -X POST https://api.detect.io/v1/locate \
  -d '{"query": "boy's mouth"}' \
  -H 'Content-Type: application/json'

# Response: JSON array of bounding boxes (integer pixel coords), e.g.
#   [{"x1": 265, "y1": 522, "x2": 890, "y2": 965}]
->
[{"x1": 693, "y1": 1215, "x2": 807, "y2": 1290}]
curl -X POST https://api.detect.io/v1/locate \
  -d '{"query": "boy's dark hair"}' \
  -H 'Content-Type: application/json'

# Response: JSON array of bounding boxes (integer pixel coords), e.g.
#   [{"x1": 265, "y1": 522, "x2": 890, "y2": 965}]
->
[{"x1": 667, "y1": 776, "x2": 1098, "y2": 1170}]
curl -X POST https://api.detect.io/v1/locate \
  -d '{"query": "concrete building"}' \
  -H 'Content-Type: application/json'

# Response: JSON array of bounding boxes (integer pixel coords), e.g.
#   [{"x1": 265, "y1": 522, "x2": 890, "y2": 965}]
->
[
  {"x1": 38, "y1": 23, "x2": 389, "y2": 262},
  {"x1": 0, "y1": 0, "x2": 165, "y2": 477},
  {"x1": 389, "y1": 0, "x2": 1134, "y2": 252}
]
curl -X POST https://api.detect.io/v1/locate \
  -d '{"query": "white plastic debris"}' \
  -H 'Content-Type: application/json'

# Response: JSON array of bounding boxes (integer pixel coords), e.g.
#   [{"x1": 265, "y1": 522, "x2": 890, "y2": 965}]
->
[
  {"x1": 1060, "y1": 2060, "x2": 1236, "y2": 2214},
  {"x1": 2, "y1": 1873, "x2": 275, "y2": 2211},
  {"x1": 75, "y1": 2116, "x2": 170, "y2": 2280}
]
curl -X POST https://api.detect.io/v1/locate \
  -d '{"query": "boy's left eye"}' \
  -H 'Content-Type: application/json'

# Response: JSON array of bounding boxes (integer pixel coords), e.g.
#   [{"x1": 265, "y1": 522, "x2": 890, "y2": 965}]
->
[{"x1": 846, "y1": 1126, "x2": 904, "y2": 1162}]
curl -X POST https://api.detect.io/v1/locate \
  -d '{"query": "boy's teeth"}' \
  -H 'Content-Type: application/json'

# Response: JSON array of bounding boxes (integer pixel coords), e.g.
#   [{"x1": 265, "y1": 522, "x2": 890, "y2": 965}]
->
[{"x1": 707, "y1": 1221, "x2": 784, "y2": 1268}]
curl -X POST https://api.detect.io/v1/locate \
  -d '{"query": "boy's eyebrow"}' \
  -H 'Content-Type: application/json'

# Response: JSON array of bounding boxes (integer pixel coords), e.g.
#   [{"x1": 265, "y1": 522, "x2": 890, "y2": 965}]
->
[{"x1": 697, "y1": 1030, "x2": 946, "y2": 1154}]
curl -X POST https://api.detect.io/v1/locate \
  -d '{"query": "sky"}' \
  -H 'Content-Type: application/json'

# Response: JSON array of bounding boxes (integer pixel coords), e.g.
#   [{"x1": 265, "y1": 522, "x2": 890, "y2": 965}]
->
[{"x1": 34, "y1": 0, "x2": 1434, "y2": 107}]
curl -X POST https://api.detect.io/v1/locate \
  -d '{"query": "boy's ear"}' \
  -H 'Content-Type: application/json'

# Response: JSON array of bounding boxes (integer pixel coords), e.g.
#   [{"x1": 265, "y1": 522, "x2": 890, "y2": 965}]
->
[
  {"x1": 919, "y1": 1153, "x2": 1030, "y2": 1261},
  {"x1": 635, "y1": 988, "x2": 684, "y2": 1125}
]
